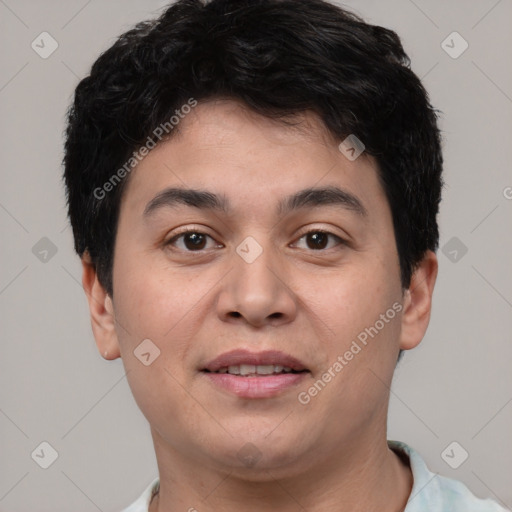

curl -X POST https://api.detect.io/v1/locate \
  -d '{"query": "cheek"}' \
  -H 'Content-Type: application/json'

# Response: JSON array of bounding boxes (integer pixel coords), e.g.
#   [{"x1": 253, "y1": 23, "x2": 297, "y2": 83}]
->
[
  {"x1": 111, "y1": 255, "x2": 203, "y2": 423},
  {"x1": 301, "y1": 266, "x2": 402, "y2": 422},
  {"x1": 112, "y1": 249, "x2": 196, "y2": 341},
  {"x1": 310, "y1": 264, "x2": 397, "y2": 336},
  {"x1": 303, "y1": 257, "x2": 402, "y2": 396}
]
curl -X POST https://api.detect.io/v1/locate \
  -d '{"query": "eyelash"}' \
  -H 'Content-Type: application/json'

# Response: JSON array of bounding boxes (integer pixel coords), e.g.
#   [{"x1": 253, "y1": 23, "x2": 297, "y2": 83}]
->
[{"x1": 165, "y1": 228, "x2": 346, "y2": 253}]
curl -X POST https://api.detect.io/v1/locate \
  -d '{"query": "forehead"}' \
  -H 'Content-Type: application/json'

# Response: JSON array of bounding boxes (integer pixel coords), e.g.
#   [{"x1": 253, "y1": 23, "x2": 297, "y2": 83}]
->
[
  {"x1": 174, "y1": 98, "x2": 338, "y2": 146},
  {"x1": 119, "y1": 98, "x2": 388, "y2": 220}
]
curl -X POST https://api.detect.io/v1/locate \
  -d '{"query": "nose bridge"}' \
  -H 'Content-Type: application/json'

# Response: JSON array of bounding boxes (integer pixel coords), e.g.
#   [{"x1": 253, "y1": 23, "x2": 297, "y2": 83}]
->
[{"x1": 217, "y1": 235, "x2": 297, "y2": 326}]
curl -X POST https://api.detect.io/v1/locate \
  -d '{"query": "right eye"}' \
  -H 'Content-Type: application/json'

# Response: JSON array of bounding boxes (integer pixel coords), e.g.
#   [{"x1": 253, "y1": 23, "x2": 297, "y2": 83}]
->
[{"x1": 165, "y1": 230, "x2": 223, "y2": 252}]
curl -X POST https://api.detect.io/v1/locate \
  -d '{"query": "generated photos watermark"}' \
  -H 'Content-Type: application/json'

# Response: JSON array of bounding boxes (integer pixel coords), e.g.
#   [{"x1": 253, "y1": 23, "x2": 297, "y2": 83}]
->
[
  {"x1": 298, "y1": 301, "x2": 403, "y2": 405},
  {"x1": 93, "y1": 97, "x2": 198, "y2": 200}
]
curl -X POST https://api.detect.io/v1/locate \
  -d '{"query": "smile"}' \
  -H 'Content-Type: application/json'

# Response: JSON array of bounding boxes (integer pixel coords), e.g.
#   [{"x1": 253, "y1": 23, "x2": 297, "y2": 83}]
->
[{"x1": 205, "y1": 364, "x2": 305, "y2": 376}]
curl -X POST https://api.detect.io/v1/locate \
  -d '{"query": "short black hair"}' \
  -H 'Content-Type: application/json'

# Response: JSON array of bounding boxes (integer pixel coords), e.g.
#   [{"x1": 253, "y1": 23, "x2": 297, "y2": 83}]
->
[{"x1": 63, "y1": 0, "x2": 443, "y2": 298}]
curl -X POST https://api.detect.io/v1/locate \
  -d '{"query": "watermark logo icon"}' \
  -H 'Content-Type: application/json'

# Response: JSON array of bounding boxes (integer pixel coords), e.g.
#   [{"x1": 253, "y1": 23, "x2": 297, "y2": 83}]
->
[
  {"x1": 31, "y1": 441, "x2": 59, "y2": 469},
  {"x1": 237, "y1": 442, "x2": 262, "y2": 468},
  {"x1": 338, "y1": 134, "x2": 365, "y2": 161},
  {"x1": 441, "y1": 32, "x2": 468, "y2": 59},
  {"x1": 441, "y1": 236, "x2": 468, "y2": 263},
  {"x1": 441, "y1": 441, "x2": 469, "y2": 469},
  {"x1": 32, "y1": 237, "x2": 58, "y2": 263},
  {"x1": 236, "y1": 236, "x2": 263, "y2": 264},
  {"x1": 134, "y1": 338, "x2": 161, "y2": 366},
  {"x1": 31, "y1": 32, "x2": 59, "y2": 59}
]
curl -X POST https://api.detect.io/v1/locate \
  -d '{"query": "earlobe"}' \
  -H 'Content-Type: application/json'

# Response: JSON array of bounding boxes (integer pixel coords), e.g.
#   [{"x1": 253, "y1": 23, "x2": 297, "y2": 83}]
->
[
  {"x1": 399, "y1": 250, "x2": 438, "y2": 351},
  {"x1": 81, "y1": 252, "x2": 121, "y2": 360}
]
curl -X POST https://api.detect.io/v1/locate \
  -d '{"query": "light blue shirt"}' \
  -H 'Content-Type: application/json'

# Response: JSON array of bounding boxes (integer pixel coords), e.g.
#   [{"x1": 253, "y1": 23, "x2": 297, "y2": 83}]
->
[{"x1": 121, "y1": 441, "x2": 509, "y2": 511}]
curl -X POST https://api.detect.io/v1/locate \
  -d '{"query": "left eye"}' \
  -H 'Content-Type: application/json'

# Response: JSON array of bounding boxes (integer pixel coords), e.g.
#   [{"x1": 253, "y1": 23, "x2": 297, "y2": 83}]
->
[
  {"x1": 166, "y1": 231, "x2": 220, "y2": 251},
  {"x1": 293, "y1": 230, "x2": 344, "y2": 251}
]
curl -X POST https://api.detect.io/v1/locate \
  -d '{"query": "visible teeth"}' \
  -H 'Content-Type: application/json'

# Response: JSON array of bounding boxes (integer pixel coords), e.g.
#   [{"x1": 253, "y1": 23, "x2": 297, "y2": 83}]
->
[
  {"x1": 239, "y1": 364, "x2": 256, "y2": 376},
  {"x1": 256, "y1": 364, "x2": 274, "y2": 375},
  {"x1": 256, "y1": 365, "x2": 275, "y2": 375},
  {"x1": 215, "y1": 365, "x2": 300, "y2": 375}
]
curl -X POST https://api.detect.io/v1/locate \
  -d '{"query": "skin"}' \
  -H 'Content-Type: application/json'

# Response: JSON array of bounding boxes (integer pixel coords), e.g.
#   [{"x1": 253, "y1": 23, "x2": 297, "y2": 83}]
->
[{"x1": 82, "y1": 98, "x2": 438, "y2": 512}]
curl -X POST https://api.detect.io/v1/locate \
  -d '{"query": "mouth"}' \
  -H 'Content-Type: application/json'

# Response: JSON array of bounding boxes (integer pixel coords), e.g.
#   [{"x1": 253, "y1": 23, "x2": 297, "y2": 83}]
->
[
  {"x1": 201, "y1": 349, "x2": 310, "y2": 398},
  {"x1": 201, "y1": 349, "x2": 309, "y2": 374},
  {"x1": 203, "y1": 364, "x2": 307, "y2": 376}
]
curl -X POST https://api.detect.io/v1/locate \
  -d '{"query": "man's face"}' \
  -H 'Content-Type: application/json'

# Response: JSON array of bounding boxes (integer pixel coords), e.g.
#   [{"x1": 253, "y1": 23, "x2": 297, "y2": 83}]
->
[{"x1": 108, "y1": 99, "x2": 407, "y2": 475}]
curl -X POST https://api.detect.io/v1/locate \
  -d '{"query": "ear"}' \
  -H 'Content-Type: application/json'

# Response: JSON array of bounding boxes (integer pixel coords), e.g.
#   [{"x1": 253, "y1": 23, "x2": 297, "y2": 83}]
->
[
  {"x1": 81, "y1": 252, "x2": 121, "y2": 360},
  {"x1": 399, "y1": 250, "x2": 438, "y2": 351}
]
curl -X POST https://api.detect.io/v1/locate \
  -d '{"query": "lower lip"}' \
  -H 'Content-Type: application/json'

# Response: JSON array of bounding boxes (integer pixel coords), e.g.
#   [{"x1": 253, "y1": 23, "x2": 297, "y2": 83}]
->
[{"x1": 202, "y1": 372, "x2": 308, "y2": 398}]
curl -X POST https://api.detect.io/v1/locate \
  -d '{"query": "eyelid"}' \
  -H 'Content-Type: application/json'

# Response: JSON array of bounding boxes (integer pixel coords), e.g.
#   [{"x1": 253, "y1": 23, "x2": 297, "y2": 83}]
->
[
  {"x1": 292, "y1": 228, "x2": 346, "y2": 249},
  {"x1": 164, "y1": 225, "x2": 348, "y2": 252},
  {"x1": 294, "y1": 225, "x2": 348, "y2": 242},
  {"x1": 165, "y1": 226, "x2": 222, "y2": 249}
]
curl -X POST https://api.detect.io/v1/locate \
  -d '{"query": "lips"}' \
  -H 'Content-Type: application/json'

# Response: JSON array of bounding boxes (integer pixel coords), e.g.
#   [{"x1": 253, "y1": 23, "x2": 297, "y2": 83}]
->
[
  {"x1": 201, "y1": 349, "x2": 310, "y2": 398},
  {"x1": 202, "y1": 349, "x2": 309, "y2": 374}
]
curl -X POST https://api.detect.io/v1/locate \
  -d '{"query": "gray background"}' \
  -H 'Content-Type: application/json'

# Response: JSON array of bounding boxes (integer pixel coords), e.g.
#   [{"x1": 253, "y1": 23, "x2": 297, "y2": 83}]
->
[{"x1": 1, "y1": 0, "x2": 511, "y2": 510}]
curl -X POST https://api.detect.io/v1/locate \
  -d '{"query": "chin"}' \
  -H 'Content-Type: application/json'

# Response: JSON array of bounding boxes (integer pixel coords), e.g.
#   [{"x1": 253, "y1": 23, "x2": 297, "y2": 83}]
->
[{"x1": 202, "y1": 431, "x2": 311, "y2": 477}]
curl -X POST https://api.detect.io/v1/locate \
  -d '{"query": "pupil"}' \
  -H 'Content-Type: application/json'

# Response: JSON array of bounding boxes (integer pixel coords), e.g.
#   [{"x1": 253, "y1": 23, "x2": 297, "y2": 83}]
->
[
  {"x1": 308, "y1": 232, "x2": 327, "y2": 250},
  {"x1": 185, "y1": 233, "x2": 206, "y2": 250}
]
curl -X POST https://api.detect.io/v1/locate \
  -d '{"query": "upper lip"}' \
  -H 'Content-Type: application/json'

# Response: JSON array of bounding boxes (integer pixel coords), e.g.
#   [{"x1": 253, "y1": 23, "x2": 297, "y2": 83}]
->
[{"x1": 202, "y1": 349, "x2": 309, "y2": 372}]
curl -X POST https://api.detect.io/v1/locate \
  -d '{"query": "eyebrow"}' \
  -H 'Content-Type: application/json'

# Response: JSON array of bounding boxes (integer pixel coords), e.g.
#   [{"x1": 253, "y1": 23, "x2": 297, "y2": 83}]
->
[
  {"x1": 277, "y1": 185, "x2": 367, "y2": 217},
  {"x1": 143, "y1": 185, "x2": 367, "y2": 219}
]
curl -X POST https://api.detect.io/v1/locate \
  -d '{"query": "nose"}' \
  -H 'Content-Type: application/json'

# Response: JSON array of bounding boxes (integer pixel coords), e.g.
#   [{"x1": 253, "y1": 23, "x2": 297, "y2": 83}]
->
[{"x1": 215, "y1": 239, "x2": 298, "y2": 328}]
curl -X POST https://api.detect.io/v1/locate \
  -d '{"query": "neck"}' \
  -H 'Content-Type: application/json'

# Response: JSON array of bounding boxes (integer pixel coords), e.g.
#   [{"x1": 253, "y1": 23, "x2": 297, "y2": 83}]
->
[{"x1": 148, "y1": 430, "x2": 412, "y2": 512}]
